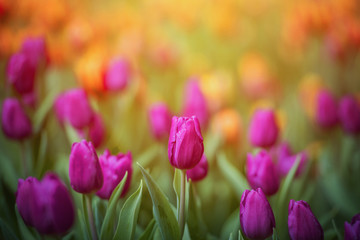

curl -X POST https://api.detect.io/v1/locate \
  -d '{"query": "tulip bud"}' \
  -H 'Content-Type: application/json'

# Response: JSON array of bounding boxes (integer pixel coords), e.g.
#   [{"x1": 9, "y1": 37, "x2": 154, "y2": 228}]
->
[
  {"x1": 246, "y1": 150, "x2": 280, "y2": 196},
  {"x1": 249, "y1": 109, "x2": 279, "y2": 148},
  {"x1": 148, "y1": 103, "x2": 172, "y2": 140},
  {"x1": 6, "y1": 53, "x2": 36, "y2": 95},
  {"x1": 69, "y1": 140, "x2": 103, "y2": 193},
  {"x1": 186, "y1": 154, "x2": 208, "y2": 182},
  {"x1": 168, "y1": 116, "x2": 204, "y2": 169},
  {"x1": 1, "y1": 98, "x2": 32, "y2": 140},
  {"x1": 316, "y1": 90, "x2": 338, "y2": 128},
  {"x1": 240, "y1": 188, "x2": 276, "y2": 240},
  {"x1": 338, "y1": 96, "x2": 360, "y2": 134},
  {"x1": 183, "y1": 79, "x2": 209, "y2": 128},
  {"x1": 16, "y1": 173, "x2": 75, "y2": 235},
  {"x1": 104, "y1": 58, "x2": 130, "y2": 91},
  {"x1": 20, "y1": 37, "x2": 47, "y2": 69},
  {"x1": 288, "y1": 200, "x2": 324, "y2": 240},
  {"x1": 344, "y1": 213, "x2": 360, "y2": 240},
  {"x1": 96, "y1": 149, "x2": 133, "y2": 199},
  {"x1": 89, "y1": 113, "x2": 105, "y2": 148}
]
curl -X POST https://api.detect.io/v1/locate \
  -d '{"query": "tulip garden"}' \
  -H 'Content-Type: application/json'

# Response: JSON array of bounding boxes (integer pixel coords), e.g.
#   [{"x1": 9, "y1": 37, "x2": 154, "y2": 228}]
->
[{"x1": 1, "y1": 0, "x2": 360, "y2": 239}]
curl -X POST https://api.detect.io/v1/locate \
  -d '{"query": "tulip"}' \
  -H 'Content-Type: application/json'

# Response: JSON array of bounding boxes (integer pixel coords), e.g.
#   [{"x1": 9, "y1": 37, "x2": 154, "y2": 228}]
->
[
  {"x1": 6, "y1": 53, "x2": 36, "y2": 95},
  {"x1": 104, "y1": 58, "x2": 130, "y2": 91},
  {"x1": 148, "y1": 103, "x2": 172, "y2": 140},
  {"x1": 20, "y1": 37, "x2": 47, "y2": 69},
  {"x1": 96, "y1": 149, "x2": 133, "y2": 199},
  {"x1": 249, "y1": 109, "x2": 279, "y2": 148},
  {"x1": 89, "y1": 113, "x2": 105, "y2": 148},
  {"x1": 1, "y1": 98, "x2": 32, "y2": 140},
  {"x1": 69, "y1": 140, "x2": 103, "y2": 193},
  {"x1": 344, "y1": 213, "x2": 360, "y2": 240},
  {"x1": 315, "y1": 89, "x2": 338, "y2": 128},
  {"x1": 246, "y1": 150, "x2": 280, "y2": 196},
  {"x1": 183, "y1": 79, "x2": 209, "y2": 127},
  {"x1": 338, "y1": 96, "x2": 360, "y2": 134},
  {"x1": 288, "y1": 200, "x2": 324, "y2": 240},
  {"x1": 16, "y1": 173, "x2": 75, "y2": 235},
  {"x1": 186, "y1": 154, "x2": 208, "y2": 182},
  {"x1": 168, "y1": 116, "x2": 204, "y2": 169},
  {"x1": 240, "y1": 188, "x2": 276, "y2": 240}
]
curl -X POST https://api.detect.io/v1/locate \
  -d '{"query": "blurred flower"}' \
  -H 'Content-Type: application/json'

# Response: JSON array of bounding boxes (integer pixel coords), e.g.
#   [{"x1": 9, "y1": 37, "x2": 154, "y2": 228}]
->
[
  {"x1": 148, "y1": 102, "x2": 172, "y2": 140},
  {"x1": 316, "y1": 89, "x2": 338, "y2": 128},
  {"x1": 104, "y1": 58, "x2": 131, "y2": 92},
  {"x1": 89, "y1": 113, "x2": 106, "y2": 148},
  {"x1": 249, "y1": 108, "x2": 279, "y2": 148},
  {"x1": 183, "y1": 78, "x2": 209, "y2": 128},
  {"x1": 96, "y1": 149, "x2": 132, "y2": 199},
  {"x1": 344, "y1": 213, "x2": 360, "y2": 240},
  {"x1": 240, "y1": 188, "x2": 276, "y2": 240},
  {"x1": 69, "y1": 140, "x2": 103, "y2": 194},
  {"x1": 16, "y1": 173, "x2": 75, "y2": 235},
  {"x1": 338, "y1": 95, "x2": 360, "y2": 134},
  {"x1": 186, "y1": 154, "x2": 208, "y2": 182},
  {"x1": 20, "y1": 36, "x2": 47, "y2": 69},
  {"x1": 1, "y1": 98, "x2": 32, "y2": 140},
  {"x1": 211, "y1": 108, "x2": 243, "y2": 145},
  {"x1": 246, "y1": 150, "x2": 280, "y2": 196},
  {"x1": 168, "y1": 116, "x2": 204, "y2": 169},
  {"x1": 288, "y1": 200, "x2": 324, "y2": 240}
]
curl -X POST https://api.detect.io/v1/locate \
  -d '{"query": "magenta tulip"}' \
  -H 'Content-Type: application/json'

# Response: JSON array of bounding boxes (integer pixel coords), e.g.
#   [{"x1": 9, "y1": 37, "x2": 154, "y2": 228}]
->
[
  {"x1": 186, "y1": 154, "x2": 208, "y2": 182},
  {"x1": 344, "y1": 213, "x2": 360, "y2": 240},
  {"x1": 104, "y1": 58, "x2": 130, "y2": 91},
  {"x1": 316, "y1": 90, "x2": 338, "y2": 128},
  {"x1": 148, "y1": 103, "x2": 172, "y2": 140},
  {"x1": 338, "y1": 96, "x2": 360, "y2": 135},
  {"x1": 89, "y1": 113, "x2": 105, "y2": 148},
  {"x1": 20, "y1": 37, "x2": 47, "y2": 68},
  {"x1": 249, "y1": 109, "x2": 279, "y2": 148}
]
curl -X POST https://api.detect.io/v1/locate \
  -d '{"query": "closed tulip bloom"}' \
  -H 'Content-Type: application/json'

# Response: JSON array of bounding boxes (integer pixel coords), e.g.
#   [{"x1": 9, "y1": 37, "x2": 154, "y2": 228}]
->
[
  {"x1": 6, "y1": 53, "x2": 36, "y2": 95},
  {"x1": 1, "y1": 98, "x2": 32, "y2": 140},
  {"x1": 316, "y1": 90, "x2": 338, "y2": 128},
  {"x1": 247, "y1": 150, "x2": 280, "y2": 196},
  {"x1": 89, "y1": 113, "x2": 105, "y2": 148},
  {"x1": 16, "y1": 173, "x2": 75, "y2": 235},
  {"x1": 69, "y1": 140, "x2": 103, "y2": 193},
  {"x1": 288, "y1": 200, "x2": 324, "y2": 240},
  {"x1": 148, "y1": 103, "x2": 172, "y2": 140},
  {"x1": 20, "y1": 37, "x2": 47, "y2": 68},
  {"x1": 249, "y1": 109, "x2": 279, "y2": 148},
  {"x1": 104, "y1": 58, "x2": 130, "y2": 91},
  {"x1": 183, "y1": 79, "x2": 209, "y2": 127},
  {"x1": 344, "y1": 213, "x2": 360, "y2": 240},
  {"x1": 186, "y1": 154, "x2": 208, "y2": 182},
  {"x1": 339, "y1": 96, "x2": 360, "y2": 134},
  {"x1": 240, "y1": 188, "x2": 276, "y2": 240},
  {"x1": 168, "y1": 116, "x2": 204, "y2": 169},
  {"x1": 96, "y1": 149, "x2": 133, "y2": 199}
]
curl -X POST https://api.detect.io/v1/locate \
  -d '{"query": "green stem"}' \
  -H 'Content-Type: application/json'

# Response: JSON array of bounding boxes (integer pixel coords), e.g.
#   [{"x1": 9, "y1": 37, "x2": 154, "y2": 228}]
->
[
  {"x1": 178, "y1": 170, "x2": 186, "y2": 239},
  {"x1": 20, "y1": 141, "x2": 28, "y2": 177},
  {"x1": 86, "y1": 195, "x2": 98, "y2": 240}
]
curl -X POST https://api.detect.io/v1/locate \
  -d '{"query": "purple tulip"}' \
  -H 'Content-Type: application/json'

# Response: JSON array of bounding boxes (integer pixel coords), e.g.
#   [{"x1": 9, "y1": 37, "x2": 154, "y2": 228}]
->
[
  {"x1": 183, "y1": 79, "x2": 209, "y2": 128},
  {"x1": 148, "y1": 103, "x2": 172, "y2": 140},
  {"x1": 249, "y1": 109, "x2": 279, "y2": 148},
  {"x1": 104, "y1": 58, "x2": 130, "y2": 91},
  {"x1": 20, "y1": 37, "x2": 47, "y2": 69},
  {"x1": 186, "y1": 154, "x2": 208, "y2": 182},
  {"x1": 246, "y1": 150, "x2": 280, "y2": 196},
  {"x1": 240, "y1": 188, "x2": 276, "y2": 240},
  {"x1": 1, "y1": 98, "x2": 32, "y2": 140},
  {"x1": 54, "y1": 88, "x2": 94, "y2": 129},
  {"x1": 316, "y1": 90, "x2": 338, "y2": 128},
  {"x1": 338, "y1": 96, "x2": 360, "y2": 135},
  {"x1": 6, "y1": 53, "x2": 36, "y2": 95},
  {"x1": 168, "y1": 116, "x2": 204, "y2": 169},
  {"x1": 89, "y1": 113, "x2": 106, "y2": 148},
  {"x1": 344, "y1": 213, "x2": 360, "y2": 240},
  {"x1": 96, "y1": 149, "x2": 133, "y2": 199},
  {"x1": 69, "y1": 140, "x2": 103, "y2": 194},
  {"x1": 16, "y1": 173, "x2": 75, "y2": 235},
  {"x1": 288, "y1": 200, "x2": 324, "y2": 240}
]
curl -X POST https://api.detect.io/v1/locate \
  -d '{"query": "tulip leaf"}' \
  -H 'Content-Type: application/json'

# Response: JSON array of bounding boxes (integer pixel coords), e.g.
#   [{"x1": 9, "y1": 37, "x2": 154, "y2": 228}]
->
[
  {"x1": 138, "y1": 219, "x2": 157, "y2": 240},
  {"x1": 138, "y1": 163, "x2": 181, "y2": 240},
  {"x1": 100, "y1": 172, "x2": 128, "y2": 240},
  {"x1": 187, "y1": 182, "x2": 207, "y2": 240},
  {"x1": 33, "y1": 89, "x2": 58, "y2": 133},
  {"x1": 217, "y1": 152, "x2": 249, "y2": 199},
  {"x1": 0, "y1": 217, "x2": 19, "y2": 240},
  {"x1": 220, "y1": 207, "x2": 240, "y2": 240},
  {"x1": 272, "y1": 228, "x2": 280, "y2": 240},
  {"x1": 238, "y1": 230, "x2": 245, "y2": 240},
  {"x1": 113, "y1": 180, "x2": 143, "y2": 240},
  {"x1": 14, "y1": 206, "x2": 37, "y2": 240},
  {"x1": 331, "y1": 219, "x2": 342, "y2": 240},
  {"x1": 0, "y1": 155, "x2": 18, "y2": 192},
  {"x1": 64, "y1": 123, "x2": 81, "y2": 145},
  {"x1": 77, "y1": 209, "x2": 90, "y2": 240}
]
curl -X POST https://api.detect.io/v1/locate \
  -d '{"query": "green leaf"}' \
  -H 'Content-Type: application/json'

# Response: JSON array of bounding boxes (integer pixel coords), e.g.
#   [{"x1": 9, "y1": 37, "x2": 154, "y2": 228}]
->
[
  {"x1": 0, "y1": 155, "x2": 18, "y2": 192},
  {"x1": 138, "y1": 219, "x2": 157, "y2": 240},
  {"x1": 0, "y1": 217, "x2": 19, "y2": 240},
  {"x1": 331, "y1": 219, "x2": 342, "y2": 240},
  {"x1": 64, "y1": 123, "x2": 81, "y2": 145},
  {"x1": 14, "y1": 206, "x2": 37, "y2": 240},
  {"x1": 33, "y1": 89, "x2": 58, "y2": 133},
  {"x1": 100, "y1": 172, "x2": 128, "y2": 240},
  {"x1": 187, "y1": 183, "x2": 207, "y2": 240},
  {"x1": 138, "y1": 163, "x2": 181, "y2": 240},
  {"x1": 113, "y1": 181, "x2": 143, "y2": 240},
  {"x1": 77, "y1": 209, "x2": 90, "y2": 240},
  {"x1": 217, "y1": 151, "x2": 249, "y2": 199},
  {"x1": 272, "y1": 228, "x2": 280, "y2": 240},
  {"x1": 238, "y1": 230, "x2": 245, "y2": 240},
  {"x1": 220, "y1": 207, "x2": 240, "y2": 240}
]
